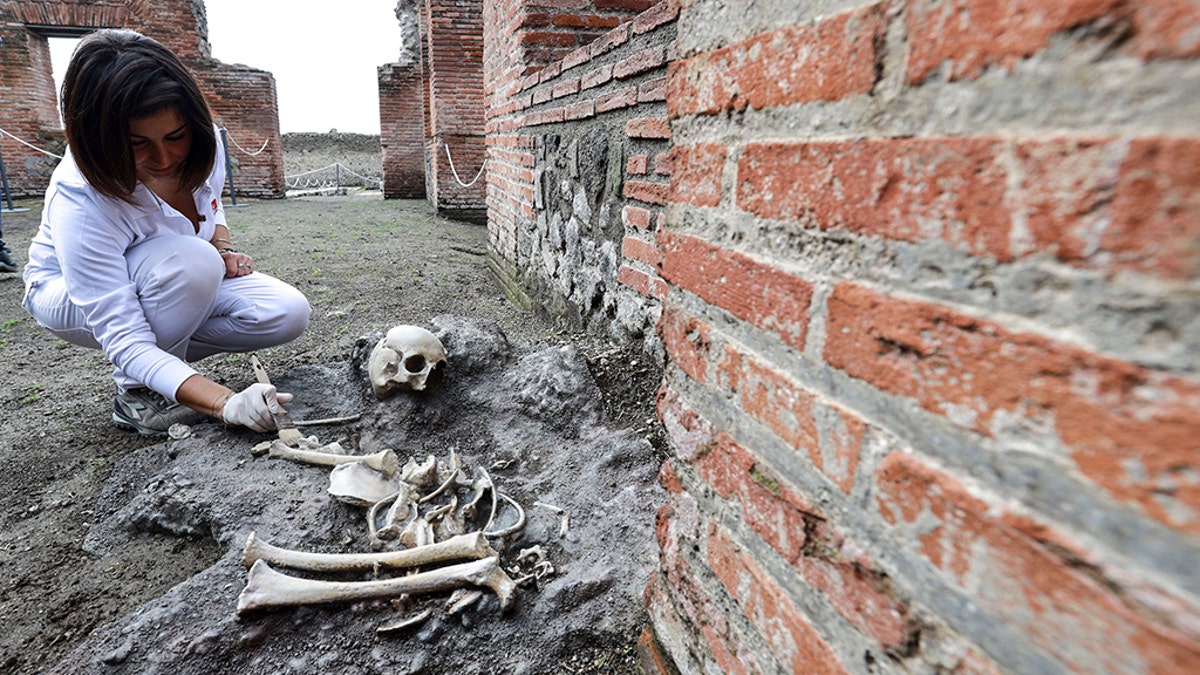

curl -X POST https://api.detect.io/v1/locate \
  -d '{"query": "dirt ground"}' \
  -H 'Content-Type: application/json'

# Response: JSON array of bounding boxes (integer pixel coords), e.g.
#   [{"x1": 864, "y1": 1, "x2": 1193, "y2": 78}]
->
[{"x1": 0, "y1": 192, "x2": 666, "y2": 674}]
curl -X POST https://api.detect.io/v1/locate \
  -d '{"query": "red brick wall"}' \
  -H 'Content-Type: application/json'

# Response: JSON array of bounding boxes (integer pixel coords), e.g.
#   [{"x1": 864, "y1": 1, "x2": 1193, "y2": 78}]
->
[
  {"x1": 0, "y1": 0, "x2": 283, "y2": 198},
  {"x1": 379, "y1": 62, "x2": 427, "y2": 199},
  {"x1": 487, "y1": 0, "x2": 1200, "y2": 672},
  {"x1": 647, "y1": 0, "x2": 1200, "y2": 673},
  {"x1": 422, "y1": 0, "x2": 487, "y2": 221}
]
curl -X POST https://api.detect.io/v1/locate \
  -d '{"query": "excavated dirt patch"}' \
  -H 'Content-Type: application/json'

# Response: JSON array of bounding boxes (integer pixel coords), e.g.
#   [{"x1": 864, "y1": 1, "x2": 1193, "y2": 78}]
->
[{"x1": 0, "y1": 193, "x2": 667, "y2": 674}]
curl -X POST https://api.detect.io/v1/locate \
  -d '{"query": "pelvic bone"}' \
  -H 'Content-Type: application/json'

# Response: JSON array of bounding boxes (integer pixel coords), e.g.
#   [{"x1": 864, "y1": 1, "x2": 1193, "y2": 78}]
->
[
  {"x1": 368, "y1": 325, "x2": 448, "y2": 398},
  {"x1": 236, "y1": 555, "x2": 516, "y2": 615}
]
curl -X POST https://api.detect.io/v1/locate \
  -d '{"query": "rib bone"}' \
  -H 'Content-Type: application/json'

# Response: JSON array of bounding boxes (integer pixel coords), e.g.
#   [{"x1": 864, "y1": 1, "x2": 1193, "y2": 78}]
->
[
  {"x1": 236, "y1": 555, "x2": 516, "y2": 614},
  {"x1": 242, "y1": 531, "x2": 497, "y2": 573},
  {"x1": 269, "y1": 444, "x2": 399, "y2": 477}
]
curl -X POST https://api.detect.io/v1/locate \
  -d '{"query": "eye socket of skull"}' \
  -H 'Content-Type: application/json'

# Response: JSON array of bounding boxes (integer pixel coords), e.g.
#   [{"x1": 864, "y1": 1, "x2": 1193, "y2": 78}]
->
[{"x1": 404, "y1": 354, "x2": 427, "y2": 373}]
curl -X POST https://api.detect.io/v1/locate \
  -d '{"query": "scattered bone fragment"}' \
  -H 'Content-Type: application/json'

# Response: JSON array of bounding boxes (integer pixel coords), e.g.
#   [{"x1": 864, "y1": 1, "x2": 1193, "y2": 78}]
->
[
  {"x1": 242, "y1": 531, "x2": 497, "y2": 573},
  {"x1": 516, "y1": 546, "x2": 546, "y2": 565},
  {"x1": 376, "y1": 608, "x2": 432, "y2": 635},
  {"x1": 269, "y1": 444, "x2": 399, "y2": 477},
  {"x1": 560, "y1": 513, "x2": 569, "y2": 538},
  {"x1": 328, "y1": 462, "x2": 402, "y2": 508},
  {"x1": 446, "y1": 588, "x2": 484, "y2": 615},
  {"x1": 489, "y1": 458, "x2": 514, "y2": 471},
  {"x1": 420, "y1": 467, "x2": 463, "y2": 504},
  {"x1": 533, "y1": 560, "x2": 555, "y2": 580},
  {"x1": 293, "y1": 413, "x2": 363, "y2": 427},
  {"x1": 399, "y1": 516, "x2": 435, "y2": 549},
  {"x1": 367, "y1": 491, "x2": 402, "y2": 550},
  {"x1": 484, "y1": 492, "x2": 526, "y2": 539},
  {"x1": 462, "y1": 471, "x2": 494, "y2": 521},
  {"x1": 532, "y1": 501, "x2": 562, "y2": 514},
  {"x1": 401, "y1": 455, "x2": 439, "y2": 487},
  {"x1": 236, "y1": 555, "x2": 516, "y2": 614},
  {"x1": 168, "y1": 423, "x2": 191, "y2": 440}
]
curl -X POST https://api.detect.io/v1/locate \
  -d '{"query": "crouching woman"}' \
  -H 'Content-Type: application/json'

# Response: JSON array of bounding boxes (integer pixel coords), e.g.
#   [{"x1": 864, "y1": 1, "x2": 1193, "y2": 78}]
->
[{"x1": 22, "y1": 29, "x2": 311, "y2": 437}]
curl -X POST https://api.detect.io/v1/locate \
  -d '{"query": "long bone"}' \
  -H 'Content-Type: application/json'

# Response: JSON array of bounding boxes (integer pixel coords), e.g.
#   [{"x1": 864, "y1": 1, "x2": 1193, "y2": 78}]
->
[
  {"x1": 269, "y1": 444, "x2": 399, "y2": 478},
  {"x1": 242, "y1": 531, "x2": 496, "y2": 573},
  {"x1": 236, "y1": 555, "x2": 516, "y2": 614}
]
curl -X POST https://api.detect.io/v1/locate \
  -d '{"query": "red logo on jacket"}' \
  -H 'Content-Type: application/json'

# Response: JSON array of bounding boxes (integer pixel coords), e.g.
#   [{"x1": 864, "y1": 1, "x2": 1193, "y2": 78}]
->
[{"x1": 211, "y1": 198, "x2": 218, "y2": 212}]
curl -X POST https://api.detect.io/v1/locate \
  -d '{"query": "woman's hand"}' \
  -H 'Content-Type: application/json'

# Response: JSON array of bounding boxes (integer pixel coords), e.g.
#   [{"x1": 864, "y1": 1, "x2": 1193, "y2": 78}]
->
[
  {"x1": 222, "y1": 382, "x2": 293, "y2": 431},
  {"x1": 219, "y1": 250, "x2": 255, "y2": 278}
]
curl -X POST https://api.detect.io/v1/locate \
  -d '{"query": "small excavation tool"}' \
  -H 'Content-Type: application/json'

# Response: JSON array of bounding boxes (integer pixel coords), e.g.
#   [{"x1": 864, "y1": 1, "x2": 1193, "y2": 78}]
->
[{"x1": 250, "y1": 355, "x2": 304, "y2": 446}]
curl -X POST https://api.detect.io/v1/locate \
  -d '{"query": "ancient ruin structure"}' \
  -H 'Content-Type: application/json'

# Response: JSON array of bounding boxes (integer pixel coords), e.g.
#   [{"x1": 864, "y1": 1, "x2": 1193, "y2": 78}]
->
[
  {"x1": 0, "y1": 0, "x2": 283, "y2": 198},
  {"x1": 464, "y1": 0, "x2": 1198, "y2": 672}
]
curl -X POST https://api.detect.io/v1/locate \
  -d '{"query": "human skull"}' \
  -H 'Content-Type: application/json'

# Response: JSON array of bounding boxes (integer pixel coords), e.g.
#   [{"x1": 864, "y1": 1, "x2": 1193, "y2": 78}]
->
[{"x1": 368, "y1": 325, "x2": 447, "y2": 398}]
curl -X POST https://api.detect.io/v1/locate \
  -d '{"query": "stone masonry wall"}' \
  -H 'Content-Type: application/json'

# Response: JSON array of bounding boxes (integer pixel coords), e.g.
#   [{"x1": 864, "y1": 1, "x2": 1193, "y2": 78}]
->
[
  {"x1": 0, "y1": 0, "x2": 283, "y2": 198},
  {"x1": 483, "y1": 0, "x2": 675, "y2": 350},
  {"x1": 485, "y1": 0, "x2": 1200, "y2": 673}
]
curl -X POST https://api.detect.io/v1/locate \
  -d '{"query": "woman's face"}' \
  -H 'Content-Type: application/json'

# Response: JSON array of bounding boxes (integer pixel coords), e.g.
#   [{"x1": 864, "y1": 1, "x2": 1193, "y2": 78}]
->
[{"x1": 129, "y1": 107, "x2": 191, "y2": 185}]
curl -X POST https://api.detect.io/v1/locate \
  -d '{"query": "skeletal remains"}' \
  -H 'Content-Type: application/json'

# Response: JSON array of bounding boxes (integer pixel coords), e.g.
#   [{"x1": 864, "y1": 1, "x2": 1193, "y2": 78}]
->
[{"x1": 236, "y1": 330, "x2": 559, "y2": 630}]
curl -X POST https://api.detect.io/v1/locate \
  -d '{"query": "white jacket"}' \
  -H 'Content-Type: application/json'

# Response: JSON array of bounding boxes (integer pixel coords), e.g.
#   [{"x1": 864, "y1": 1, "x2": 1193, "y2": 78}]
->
[{"x1": 23, "y1": 134, "x2": 229, "y2": 397}]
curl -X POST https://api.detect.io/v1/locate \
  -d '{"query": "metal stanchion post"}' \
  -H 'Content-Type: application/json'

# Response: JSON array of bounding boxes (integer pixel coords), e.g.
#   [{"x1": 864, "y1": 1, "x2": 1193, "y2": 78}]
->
[
  {"x1": 0, "y1": 147, "x2": 31, "y2": 215},
  {"x1": 335, "y1": 163, "x2": 342, "y2": 195},
  {"x1": 220, "y1": 128, "x2": 243, "y2": 207}
]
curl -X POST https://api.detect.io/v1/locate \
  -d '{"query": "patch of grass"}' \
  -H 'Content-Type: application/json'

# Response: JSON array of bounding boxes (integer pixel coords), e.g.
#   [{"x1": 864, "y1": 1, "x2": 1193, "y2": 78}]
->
[{"x1": 18, "y1": 383, "x2": 42, "y2": 406}]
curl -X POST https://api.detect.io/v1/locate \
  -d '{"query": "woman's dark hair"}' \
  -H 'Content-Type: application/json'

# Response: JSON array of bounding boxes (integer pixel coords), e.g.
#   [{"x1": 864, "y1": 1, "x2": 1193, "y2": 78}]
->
[{"x1": 60, "y1": 29, "x2": 216, "y2": 203}]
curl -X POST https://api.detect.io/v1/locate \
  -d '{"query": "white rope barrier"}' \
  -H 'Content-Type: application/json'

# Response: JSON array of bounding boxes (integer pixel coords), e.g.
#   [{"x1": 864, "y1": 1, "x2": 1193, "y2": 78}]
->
[
  {"x1": 443, "y1": 140, "x2": 486, "y2": 188},
  {"x1": 283, "y1": 162, "x2": 382, "y2": 192},
  {"x1": 218, "y1": 127, "x2": 270, "y2": 156},
  {"x1": 0, "y1": 126, "x2": 64, "y2": 159}
]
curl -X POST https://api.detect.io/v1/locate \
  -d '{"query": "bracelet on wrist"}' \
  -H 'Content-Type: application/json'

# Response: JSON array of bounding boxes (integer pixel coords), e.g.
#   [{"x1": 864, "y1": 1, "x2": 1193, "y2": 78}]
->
[
  {"x1": 211, "y1": 391, "x2": 232, "y2": 418},
  {"x1": 211, "y1": 237, "x2": 234, "y2": 246},
  {"x1": 217, "y1": 247, "x2": 238, "y2": 254}
]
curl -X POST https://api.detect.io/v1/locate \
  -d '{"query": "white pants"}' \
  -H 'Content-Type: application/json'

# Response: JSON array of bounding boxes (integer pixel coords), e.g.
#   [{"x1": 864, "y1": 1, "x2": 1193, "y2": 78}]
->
[{"x1": 24, "y1": 235, "x2": 311, "y2": 391}]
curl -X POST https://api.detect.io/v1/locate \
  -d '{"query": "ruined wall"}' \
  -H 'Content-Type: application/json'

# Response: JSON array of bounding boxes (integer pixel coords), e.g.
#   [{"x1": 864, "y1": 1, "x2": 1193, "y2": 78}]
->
[
  {"x1": 379, "y1": 62, "x2": 426, "y2": 198},
  {"x1": 0, "y1": 0, "x2": 283, "y2": 198},
  {"x1": 419, "y1": 0, "x2": 487, "y2": 221},
  {"x1": 485, "y1": 0, "x2": 1200, "y2": 672},
  {"x1": 483, "y1": 0, "x2": 673, "y2": 347}
]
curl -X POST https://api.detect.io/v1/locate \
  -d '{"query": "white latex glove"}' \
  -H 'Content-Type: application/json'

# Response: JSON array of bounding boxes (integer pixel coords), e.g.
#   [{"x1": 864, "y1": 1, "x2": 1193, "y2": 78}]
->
[{"x1": 222, "y1": 382, "x2": 294, "y2": 432}]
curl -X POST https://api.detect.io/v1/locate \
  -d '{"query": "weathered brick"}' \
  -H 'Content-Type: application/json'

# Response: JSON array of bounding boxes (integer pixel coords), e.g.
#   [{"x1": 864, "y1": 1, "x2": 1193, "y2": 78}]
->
[
  {"x1": 626, "y1": 116, "x2": 671, "y2": 139},
  {"x1": 907, "y1": 0, "x2": 1200, "y2": 84},
  {"x1": 668, "y1": 3, "x2": 886, "y2": 117},
  {"x1": 580, "y1": 63, "x2": 614, "y2": 90},
  {"x1": 737, "y1": 139, "x2": 1012, "y2": 260},
  {"x1": 826, "y1": 282, "x2": 1200, "y2": 531},
  {"x1": 618, "y1": 264, "x2": 667, "y2": 299},
  {"x1": 622, "y1": 234, "x2": 661, "y2": 265},
  {"x1": 708, "y1": 526, "x2": 851, "y2": 675},
  {"x1": 876, "y1": 452, "x2": 1200, "y2": 672},
  {"x1": 624, "y1": 180, "x2": 670, "y2": 205},
  {"x1": 670, "y1": 143, "x2": 724, "y2": 207},
  {"x1": 658, "y1": 306, "x2": 711, "y2": 383},
  {"x1": 658, "y1": 230, "x2": 813, "y2": 352},
  {"x1": 614, "y1": 45, "x2": 667, "y2": 79},
  {"x1": 627, "y1": 154, "x2": 650, "y2": 175},
  {"x1": 596, "y1": 85, "x2": 639, "y2": 112},
  {"x1": 563, "y1": 100, "x2": 595, "y2": 120},
  {"x1": 1017, "y1": 136, "x2": 1200, "y2": 280},
  {"x1": 716, "y1": 346, "x2": 864, "y2": 494},
  {"x1": 623, "y1": 204, "x2": 653, "y2": 229}
]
